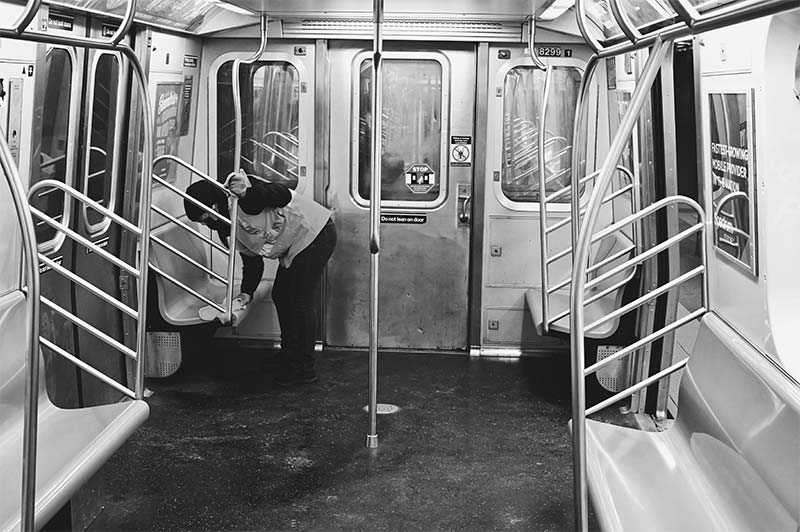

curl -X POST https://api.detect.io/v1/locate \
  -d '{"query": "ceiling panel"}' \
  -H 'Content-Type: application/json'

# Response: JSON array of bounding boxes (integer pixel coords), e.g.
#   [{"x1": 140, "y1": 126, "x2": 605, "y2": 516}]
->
[{"x1": 225, "y1": 0, "x2": 542, "y2": 20}]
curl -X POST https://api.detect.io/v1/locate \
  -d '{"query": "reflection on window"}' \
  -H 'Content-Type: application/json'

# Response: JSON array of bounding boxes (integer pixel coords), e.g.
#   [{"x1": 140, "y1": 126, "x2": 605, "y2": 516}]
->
[
  {"x1": 618, "y1": 0, "x2": 675, "y2": 30},
  {"x1": 357, "y1": 59, "x2": 442, "y2": 203},
  {"x1": 216, "y1": 60, "x2": 299, "y2": 189},
  {"x1": 585, "y1": 0, "x2": 624, "y2": 40},
  {"x1": 502, "y1": 66, "x2": 582, "y2": 203},
  {"x1": 685, "y1": 0, "x2": 738, "y2": 12},
  {"x1": 85, "y1": 53, "x2": 120, "y2": 228},
  {"x1": 35, "y1": 48, "x2": 72, "y2": 245}
]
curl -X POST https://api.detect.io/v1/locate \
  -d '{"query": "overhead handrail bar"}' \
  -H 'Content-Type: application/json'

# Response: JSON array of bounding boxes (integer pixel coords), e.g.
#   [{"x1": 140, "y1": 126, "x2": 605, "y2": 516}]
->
[
  {"x1": 577, "y1": 0, "x2": 799, "y2": 58},
  {"x1": 41, "y1": 296, "x2": 137, "y2": 360},
  {"x1": 0, "y1": 126, "x2": 42, "y2": 532},
  {"x1": 527, "y1": 15, "x2": 547, "y2": 70},
  {"x1": 367, "y1": 0, "x2": 384, "y2": 450},
  {"x1": 568, "y1": 38, "x2": 671, "y2": 532},
  {"x1": 19, "y1": 0, "x2": 136, "y2": 46}
]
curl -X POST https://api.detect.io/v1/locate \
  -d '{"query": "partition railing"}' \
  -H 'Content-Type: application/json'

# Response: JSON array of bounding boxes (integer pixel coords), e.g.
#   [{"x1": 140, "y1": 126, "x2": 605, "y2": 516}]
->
[
  {"x1": 149, "y1": 155, "x2": 240, "y2": 324},
  {"x1": 537, "y1": 165, "x2": 637, "y2": 334},
  {"x1": 0, "y1": 1, "x2": 154, "y2": 529}
]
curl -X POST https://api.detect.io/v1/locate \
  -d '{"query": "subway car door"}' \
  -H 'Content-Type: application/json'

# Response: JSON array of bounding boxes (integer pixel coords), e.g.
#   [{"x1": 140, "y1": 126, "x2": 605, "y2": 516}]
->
[
  {"x1": 70, "y1": 19, "x2": 131, "y2": 406},
  {"x1": 326, "y1": 44, "x2": 475, "y2": 351},
  {"x1": 206, "y1": 41, "x2": 316, "y2": 340},
  {"x1": 29, "y1": 11, "x2": 87, "y2": 407}
]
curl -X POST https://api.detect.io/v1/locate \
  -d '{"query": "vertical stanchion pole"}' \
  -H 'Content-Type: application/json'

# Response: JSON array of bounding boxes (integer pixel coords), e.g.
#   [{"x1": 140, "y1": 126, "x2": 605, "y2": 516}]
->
[{"x1": 366, "y1": 0, "x2": 384, "y2": 449}]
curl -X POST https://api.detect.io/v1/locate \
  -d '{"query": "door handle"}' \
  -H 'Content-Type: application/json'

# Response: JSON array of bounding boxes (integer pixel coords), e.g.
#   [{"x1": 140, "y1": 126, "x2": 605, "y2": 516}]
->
[{"x1": 458, "y1": 195, "x2": 471, "y2": 224}]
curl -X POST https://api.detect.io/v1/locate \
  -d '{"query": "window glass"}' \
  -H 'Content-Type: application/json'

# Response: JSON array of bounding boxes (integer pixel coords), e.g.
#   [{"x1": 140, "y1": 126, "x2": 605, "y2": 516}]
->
[
  {"x1": 618, "y1": 0, "x2": 675, "y2": 29},
  {"x1": 685, "y1": 0, "x2": 737, "y2": 12},
  {"x1": 85, "y1": 53, "x2": 120, "y2": 227},
  {"x1": 34, "y1": 48, "x2": 72, "y2": 245},
  {"x1": 585, "y1": 0, "x2": 624, "y2": 40},
  {"x1": 216, "y1": 60, "x2": 299, "y2": 189},
  {"x1": 502, "y1": 66, "x2": 582, "y2": 203},
  {"x1": 357, "y1": 59, "x2": 443, "y2": 203}
]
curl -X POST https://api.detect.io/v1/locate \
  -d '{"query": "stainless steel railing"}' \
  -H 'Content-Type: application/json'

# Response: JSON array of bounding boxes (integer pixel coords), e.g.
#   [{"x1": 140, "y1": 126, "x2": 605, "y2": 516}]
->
[
  {"x1": 150, "y1": 154, "x2": 240, "y2": 323},
  {"x1": 537, "y1": 164, "x2": 638, "y2": 334}
]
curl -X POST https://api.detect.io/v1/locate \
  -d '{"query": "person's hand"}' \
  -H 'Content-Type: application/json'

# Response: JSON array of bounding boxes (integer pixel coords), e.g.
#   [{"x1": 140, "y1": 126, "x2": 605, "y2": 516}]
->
[
  {"x1": 227, "y1": 169, "x2": 249, "y2": 198},
  {"x1": 234, "y1": 293, "x2": 252, "y2": 307}
]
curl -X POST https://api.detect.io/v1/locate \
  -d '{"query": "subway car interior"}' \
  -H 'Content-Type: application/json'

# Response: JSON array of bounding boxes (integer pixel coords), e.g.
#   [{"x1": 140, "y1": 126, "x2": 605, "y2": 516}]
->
[{"x1": 0, "y1": 0, "x2": 799, "y2": 530}]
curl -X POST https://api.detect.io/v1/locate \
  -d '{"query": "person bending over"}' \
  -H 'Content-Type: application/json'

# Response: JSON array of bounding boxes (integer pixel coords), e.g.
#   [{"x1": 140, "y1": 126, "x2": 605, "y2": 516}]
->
[{"x1": 183, "y1": 172, "x2": 336, "y2": 386}]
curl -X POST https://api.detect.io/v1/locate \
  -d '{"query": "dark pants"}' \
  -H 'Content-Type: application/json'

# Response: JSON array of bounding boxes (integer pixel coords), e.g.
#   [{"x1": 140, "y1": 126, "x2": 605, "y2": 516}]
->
[{"x1": 271, "y1": 221, "x2": 336, "y2": 374}]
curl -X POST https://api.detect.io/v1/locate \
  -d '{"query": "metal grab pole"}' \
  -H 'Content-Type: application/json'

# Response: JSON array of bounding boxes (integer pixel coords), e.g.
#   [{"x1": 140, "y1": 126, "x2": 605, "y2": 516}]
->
[
  {"x1": 568, "y1": 38, "x2": 670, "y2": 532},
  {"x1": 231, "y1": 13, "x2": 268, "y2": 323},
  {"x1": 366, "y1": 0, "x2": 384, "y2": 450},
  {"x1": 537, "y1": 63, "x2": 552, "y2": 333},
  {"x1": 1, "y1": 134, "x2": 41, "y2": 532}
]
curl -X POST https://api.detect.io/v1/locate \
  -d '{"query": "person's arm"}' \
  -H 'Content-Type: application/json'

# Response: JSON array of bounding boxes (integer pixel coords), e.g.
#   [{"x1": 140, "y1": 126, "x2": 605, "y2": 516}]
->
[
  {"x1": 239, "y1": 253, "x2": 264, "y2": 299},
  {"x1": 236, "y1": 179, "x2": 291, "y2": 214}
]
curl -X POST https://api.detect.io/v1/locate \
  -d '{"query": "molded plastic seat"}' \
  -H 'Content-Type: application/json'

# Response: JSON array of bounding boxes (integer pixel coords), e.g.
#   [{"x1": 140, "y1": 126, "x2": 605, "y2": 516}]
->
[
  {"x1": 527, "y1": 231, "x2": 635, "y2": 338},
  {"x1": 0, "y1": 291, "x2": 149, "y2": 532},
  {"x1": 585, "y1": 313, "x2": 800, "y2": 531},
  {"x1": 150, "y1": 223, "x2": 270, "y2": 326}
]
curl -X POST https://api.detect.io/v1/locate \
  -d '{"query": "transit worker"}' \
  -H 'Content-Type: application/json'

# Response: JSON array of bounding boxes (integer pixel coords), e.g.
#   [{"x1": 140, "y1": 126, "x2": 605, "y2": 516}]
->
[{"x1": 183, "y1": 170, "x2": 336, "y2": 386}]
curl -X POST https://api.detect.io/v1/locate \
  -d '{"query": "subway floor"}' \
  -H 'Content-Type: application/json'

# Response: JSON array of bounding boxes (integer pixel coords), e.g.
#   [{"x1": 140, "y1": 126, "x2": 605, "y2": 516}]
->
[{"x1": 89, "y1": 335, "x2": 602, "y2": 531}]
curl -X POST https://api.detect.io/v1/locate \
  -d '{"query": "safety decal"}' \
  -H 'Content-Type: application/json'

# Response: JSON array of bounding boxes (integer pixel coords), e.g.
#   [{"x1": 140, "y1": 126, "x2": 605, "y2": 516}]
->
[
  {"x1": 405, "y1": 164, "x2": 436, "y2": 194},
  {"x1": 450, "y1": 136, "x2": 472, "y2": 168}
]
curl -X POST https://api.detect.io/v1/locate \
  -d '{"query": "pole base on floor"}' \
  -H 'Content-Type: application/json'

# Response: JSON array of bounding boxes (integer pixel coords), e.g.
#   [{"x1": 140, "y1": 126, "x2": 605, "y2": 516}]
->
[{"x1": 366, "y1": 434, "x2": 378, "y2": 448}]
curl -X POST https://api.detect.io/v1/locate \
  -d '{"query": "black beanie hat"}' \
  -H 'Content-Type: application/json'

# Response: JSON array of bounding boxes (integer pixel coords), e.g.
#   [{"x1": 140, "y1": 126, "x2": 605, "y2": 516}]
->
[{"x1": 184, "y1": 180, "x2": 227, "y2": 222}]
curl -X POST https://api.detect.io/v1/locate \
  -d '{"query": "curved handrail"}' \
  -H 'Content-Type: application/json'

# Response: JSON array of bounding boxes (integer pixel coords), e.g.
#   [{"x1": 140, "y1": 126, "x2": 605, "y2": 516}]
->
[
  {"x1": 0, "y1": 116, "x2": 41, "y2": 532},
  {"x1": 568, "y1": 37, "x2": 671, "y2": 532},
  {"x1": 3, "y1": 0, "x2": 40, "y2": 35},
  {"x1": 151, "y1": 154, "x2": 240, "y2": 324}
]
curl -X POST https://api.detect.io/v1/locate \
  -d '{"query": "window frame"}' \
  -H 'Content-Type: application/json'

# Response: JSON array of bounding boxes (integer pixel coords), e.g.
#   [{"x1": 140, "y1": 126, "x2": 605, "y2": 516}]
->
[
  {"x1": 81, "y1": 50, "x2": 126, "y2": 235},
  {"x1": 208, "y1": 52, "x2": 311, "y2": 194},
  {"x1": 36, "y1": 45, "x2": 81, "y2": 254},
  {"x1": 490, "y1": 56, "x2": 587, "y2": 213},
  {"x1": 349, "y1": 50, "x2": 451, "y2": 211}
]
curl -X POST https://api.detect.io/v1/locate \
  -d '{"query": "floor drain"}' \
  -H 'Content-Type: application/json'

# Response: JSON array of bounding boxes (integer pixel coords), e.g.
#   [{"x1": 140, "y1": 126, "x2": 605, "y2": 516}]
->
[{"x1": 363, "y1": 403, "x2": 400, "y2": 415}]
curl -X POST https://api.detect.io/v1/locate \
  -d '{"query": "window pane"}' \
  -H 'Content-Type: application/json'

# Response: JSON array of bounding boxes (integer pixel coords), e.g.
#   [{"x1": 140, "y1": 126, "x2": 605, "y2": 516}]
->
[
  {"x1": 357, "y1": 59, "x2": 443, "y2": 203},
  {"x1": 618, "y1": 0, "x2": 675, "y2": 30},
  {"x1": 502, "y1": 66, "x2": 582, "y2": 203},
  {"x1": 35, "y1": 48, "x2": 72, "y2": 244},
  {"x1": 216, "y1": 60, "x2": 299, "y2": 189},
  {"x1": 86, "y1": 53, "x2": 120, "y2": 226}
]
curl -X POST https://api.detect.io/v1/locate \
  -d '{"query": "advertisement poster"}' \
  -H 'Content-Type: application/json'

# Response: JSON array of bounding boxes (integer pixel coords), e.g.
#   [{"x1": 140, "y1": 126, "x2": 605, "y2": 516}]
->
[
  {"x1": 708, "y1": 91, "x2": 757, "y2": 275},
  {"x1": 154, "y1": 82, "x2": 183, "y2": 184}
]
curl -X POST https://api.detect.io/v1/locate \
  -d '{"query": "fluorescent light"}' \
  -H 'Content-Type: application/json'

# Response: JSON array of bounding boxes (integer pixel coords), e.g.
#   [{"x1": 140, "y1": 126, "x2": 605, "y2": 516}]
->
[
  {"x1": 212, "y1": 1, "x2": 256, "y2": 16},
  {"x1": 538, "y1": 0, "x2": 575, "y2": 21}
]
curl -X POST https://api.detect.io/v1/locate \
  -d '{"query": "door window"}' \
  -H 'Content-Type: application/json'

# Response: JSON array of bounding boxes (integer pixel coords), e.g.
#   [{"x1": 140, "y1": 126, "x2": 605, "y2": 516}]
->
[
  {"x1": 83, "y1": 53, "x2": 121, "y2": 232},
  {"x1": 354, "y1": 57, "x2": 446, "y2": 208},
  {"x1": 501, "y1": 65, "x2": 582, "y2": 203},
  {"x1": 34, "y1": 47, "x2": 73, "y2": 249},
  {"x1": 216, "y1": 60, "x2": 300, "y2": 188}
]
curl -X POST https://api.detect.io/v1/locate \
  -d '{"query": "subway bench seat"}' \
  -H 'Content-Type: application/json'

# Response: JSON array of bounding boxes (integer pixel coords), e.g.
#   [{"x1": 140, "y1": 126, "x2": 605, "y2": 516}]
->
[
  {"x1": 0, "y1": 290, "x2": 148, "y2": 532},
  {"x1": 150, "y1": 222, "x2": 271, "y2": 326},
  {"x1": 585, "y1": 313, "x2": 799, "y2": 531},
  {"x1": 527, "y1": 230, "x2": 635, "y2": 338}
]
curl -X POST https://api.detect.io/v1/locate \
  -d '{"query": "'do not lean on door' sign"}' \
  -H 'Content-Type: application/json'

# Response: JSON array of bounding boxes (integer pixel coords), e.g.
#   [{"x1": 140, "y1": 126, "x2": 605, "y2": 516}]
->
[{"x1": 405, "y1": 164, "x2": 436, "y2": 194}]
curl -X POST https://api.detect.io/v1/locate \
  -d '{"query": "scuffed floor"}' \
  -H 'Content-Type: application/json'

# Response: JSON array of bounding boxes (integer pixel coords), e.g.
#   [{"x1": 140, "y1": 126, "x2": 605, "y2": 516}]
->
[{"x1": 89, "y1": 338, "x2": 598, "y2": 531}]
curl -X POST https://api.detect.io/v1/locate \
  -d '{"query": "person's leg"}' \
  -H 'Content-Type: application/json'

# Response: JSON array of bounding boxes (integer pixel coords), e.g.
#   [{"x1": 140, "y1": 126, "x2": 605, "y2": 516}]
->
[
  {"x1": 276, "y1": 223, "x2": 336, "y2": 384},
  {"x1": 271, "y1": 264, "x2": 296, "y2": 373}
]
